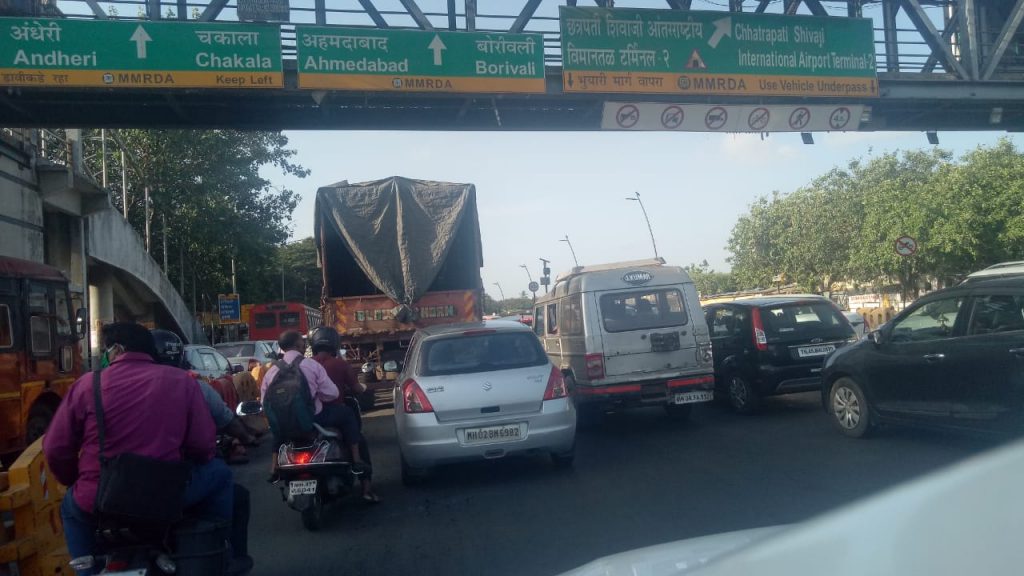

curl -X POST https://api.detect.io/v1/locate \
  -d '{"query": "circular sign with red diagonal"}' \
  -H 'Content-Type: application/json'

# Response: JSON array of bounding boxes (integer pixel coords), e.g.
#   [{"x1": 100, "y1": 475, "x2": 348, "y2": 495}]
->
[
  {"x1": 705, "y1": 106, "x2": 728, "y2": 130},
  {"x1": 748, "y1": 107, "x2": 770, "y2": 131},
  {"x1": 788, "y1": 107, "x2": 811, "y2": 131},
  {"x1": 661, "y1": 105, "x2": 684, "y2": 129},
  {"x1": 894, "y1": 235, "x2": 918, "y2": 257},
  {"x1": 616, "y1": 104, "x2": 640, "y2": 129},
  {"x1": 829, "y1": 107, "x2": 852, "y2": 130}
]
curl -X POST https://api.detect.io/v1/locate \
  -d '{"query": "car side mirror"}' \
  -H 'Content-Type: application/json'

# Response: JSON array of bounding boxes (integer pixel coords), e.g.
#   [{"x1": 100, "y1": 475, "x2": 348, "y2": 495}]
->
[
  {"x1": 383, "y1": 360, "x2": 399, "y2": 372},
  {"x1": 232, "y1": 364, "x2": 244, "y2": 374},
  {"x1": 236, "y1": 400, "x2": 263, "y2": 416},
  {"x1": 869, "y1": 330, "x2": 884, "y2": 346},
  {"x1": 75, "y1": 308, "x2": 87, "y2": 340}
]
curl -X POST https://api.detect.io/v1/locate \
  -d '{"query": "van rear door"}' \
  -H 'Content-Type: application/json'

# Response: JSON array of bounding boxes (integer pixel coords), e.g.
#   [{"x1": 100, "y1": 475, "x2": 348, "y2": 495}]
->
[{"x1": 597, "y1": 286, "x2": 697, "y2": 378}]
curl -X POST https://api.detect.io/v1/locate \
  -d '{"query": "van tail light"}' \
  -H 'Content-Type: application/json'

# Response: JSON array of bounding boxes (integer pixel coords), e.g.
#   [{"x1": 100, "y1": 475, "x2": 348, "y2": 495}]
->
[
  {"x1": 751, "y1": 308, "x2": 768, "y2": 351},
  {"x1": 543, "y1": 366, "x2": 568, "y2": 400},
  {"x1": 584, "y1": 353, "x2": 605, "y2": 380},
  {"x1": 402, "y1": 378, "x2": 434, "y2": 414}
]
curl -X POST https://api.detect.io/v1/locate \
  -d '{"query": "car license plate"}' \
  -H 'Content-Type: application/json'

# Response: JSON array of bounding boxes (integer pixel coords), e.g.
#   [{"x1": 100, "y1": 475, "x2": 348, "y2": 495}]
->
[
  {"x1": 288, "y1": 479, "x2": 317, "y2": 496},
  {"x1": 674, "y1": 390, "x2": 713, "y2": 405},
  {"x1": 462, "y1": 423, "x2": 524, "y2": 445},
  {"x1": 798, "y1": 344, "x2": 836, "y2": 358}
]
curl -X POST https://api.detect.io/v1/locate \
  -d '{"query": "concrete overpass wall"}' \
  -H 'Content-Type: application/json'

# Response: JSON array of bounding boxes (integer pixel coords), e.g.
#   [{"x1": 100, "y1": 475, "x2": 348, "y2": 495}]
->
[{"x1": 88, "y1": 205, "x2": 206, "y2": 344}]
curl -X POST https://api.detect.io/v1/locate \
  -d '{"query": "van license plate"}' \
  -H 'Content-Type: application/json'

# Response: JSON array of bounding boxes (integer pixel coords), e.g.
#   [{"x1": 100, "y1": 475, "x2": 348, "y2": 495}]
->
[
  {"x1": 674, "y1": 391, "x2": 713, "y2": 405},
  {"x1": 289, "y1": 480, "x2": 317, "y2": 496},
  {"x1": 462, "y1": 424, "x2": 524, "y2": 445},
  {"x1": 798, "y1": 345, "x2": 836, "y2": 358}
]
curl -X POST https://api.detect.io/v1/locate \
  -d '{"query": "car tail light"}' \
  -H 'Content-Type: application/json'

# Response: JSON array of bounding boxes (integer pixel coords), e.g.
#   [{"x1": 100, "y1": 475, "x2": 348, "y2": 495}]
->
[
  {"x1": 543, "y1": 366, "x2": 568, "y2": 400},
  {"x1": 584, "y1": 353, "x2": 605, "y2": 380},
  {"x1": 751, "y1": 308, "x2": 768, "y2": 351},
  {"x1": 402, "y1": 378, "x2": 434, "y2": 413}
]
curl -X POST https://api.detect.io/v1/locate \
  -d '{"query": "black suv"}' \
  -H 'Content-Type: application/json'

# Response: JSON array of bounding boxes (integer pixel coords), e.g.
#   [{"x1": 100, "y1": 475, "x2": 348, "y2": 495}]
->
[
  {"x1": 704, "y1": 296, "x2": 857, "y2": 413},
  {"x1": 823, "y1": 277, "x2": 1024, "y2": 438}
]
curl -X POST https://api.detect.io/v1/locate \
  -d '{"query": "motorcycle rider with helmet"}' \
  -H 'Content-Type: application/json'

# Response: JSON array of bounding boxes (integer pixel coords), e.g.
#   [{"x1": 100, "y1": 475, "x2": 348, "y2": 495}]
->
[{"x1": 309, "y1": 326, "x2": 379, "y2": 503}]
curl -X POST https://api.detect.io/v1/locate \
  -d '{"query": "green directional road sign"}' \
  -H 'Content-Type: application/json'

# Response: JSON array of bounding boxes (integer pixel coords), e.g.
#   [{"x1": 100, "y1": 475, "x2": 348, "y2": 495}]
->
[
  {"x1": 0, "y1": 18, "x2": 282, "y2": 89},
  {"x1": 296, "y1": 26, "x2": 545, "y2": 93},
  {"x1": 560, "y1": 7, "x2": 877, "y2": 98}
]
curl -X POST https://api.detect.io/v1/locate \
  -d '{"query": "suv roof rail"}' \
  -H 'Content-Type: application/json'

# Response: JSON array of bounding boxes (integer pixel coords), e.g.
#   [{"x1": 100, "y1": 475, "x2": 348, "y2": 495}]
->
[{"x1": 554, "y1": 257, "x2": 666, "y2": 283}]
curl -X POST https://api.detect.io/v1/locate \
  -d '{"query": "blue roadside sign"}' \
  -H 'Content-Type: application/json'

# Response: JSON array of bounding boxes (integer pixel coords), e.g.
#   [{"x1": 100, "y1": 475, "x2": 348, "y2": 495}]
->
[{"x1": 219, "y1": 294, "x2": 241, "y2": 324}]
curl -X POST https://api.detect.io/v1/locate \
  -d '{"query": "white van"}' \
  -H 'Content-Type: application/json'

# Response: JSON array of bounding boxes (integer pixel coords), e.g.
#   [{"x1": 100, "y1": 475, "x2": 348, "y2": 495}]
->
[{"x1": 533, "y1": 259, "x2": 715, "y2": 419}]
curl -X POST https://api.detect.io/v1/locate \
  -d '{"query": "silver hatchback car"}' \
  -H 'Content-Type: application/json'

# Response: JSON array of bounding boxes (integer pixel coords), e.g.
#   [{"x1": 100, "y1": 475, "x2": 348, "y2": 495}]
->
[{"x1": 394, "y1": 320, "x2": 577, "y2": 485}]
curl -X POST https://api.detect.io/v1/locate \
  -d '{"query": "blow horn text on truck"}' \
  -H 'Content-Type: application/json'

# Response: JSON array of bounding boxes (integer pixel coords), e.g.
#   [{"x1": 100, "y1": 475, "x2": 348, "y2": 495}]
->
[{"x1": 314, "y1": 177, "x2": 484, "y2": 409}]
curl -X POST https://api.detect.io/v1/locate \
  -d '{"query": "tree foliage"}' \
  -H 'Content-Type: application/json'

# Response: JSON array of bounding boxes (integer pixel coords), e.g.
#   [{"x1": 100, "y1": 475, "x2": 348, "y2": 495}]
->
[
  {"x1": 685, "y1": 260, "x2": 736, "y2": 297},
  {"x1": 81, "y1": 129, "x2": 308, "y2": 311},
  {"x1": 726, "y1": 139, "x2": 1024, "y2": 297}
]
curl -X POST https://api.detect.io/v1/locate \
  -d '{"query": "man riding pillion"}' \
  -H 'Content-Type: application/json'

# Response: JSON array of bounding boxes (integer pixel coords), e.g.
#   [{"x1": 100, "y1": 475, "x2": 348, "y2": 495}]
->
[
  {"x1": 309, "y1": 326, "x2": 380, "y2": 503},
  {"x1": 262, "y1": 330, "x2": 369, "y2": 481},
  {"x1": 43, "y1": 323, "x2": 240, "y2": 576}
]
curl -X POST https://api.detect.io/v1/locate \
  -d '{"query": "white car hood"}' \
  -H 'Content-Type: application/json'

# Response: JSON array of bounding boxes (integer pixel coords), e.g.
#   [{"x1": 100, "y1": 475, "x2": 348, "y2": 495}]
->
[{"x1": 561, "y1": 438, "x2": 1024, "y2": 576}]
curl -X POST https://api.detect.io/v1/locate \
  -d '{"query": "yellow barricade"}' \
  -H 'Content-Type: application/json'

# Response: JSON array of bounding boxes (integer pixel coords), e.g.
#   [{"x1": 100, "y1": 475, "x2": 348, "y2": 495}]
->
[
  {"x1": 857, "y1": 307, "x2": 896, "y2": 330},
  {"x1": 0, "y1": 438, "x2": 70, "y2": 576}
]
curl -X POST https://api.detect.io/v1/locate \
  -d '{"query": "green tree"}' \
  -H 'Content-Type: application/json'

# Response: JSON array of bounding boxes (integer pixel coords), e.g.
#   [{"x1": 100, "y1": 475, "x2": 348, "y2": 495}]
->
[
  {"x1": 685, "y1": 260, "x2": 736, "y2": 297},
  {"x1": 277, "y1": 237, "x2": 323, "y2": 308},
  {"x1": 82, "y1": 129, "x2": 308, "y2": 312}
]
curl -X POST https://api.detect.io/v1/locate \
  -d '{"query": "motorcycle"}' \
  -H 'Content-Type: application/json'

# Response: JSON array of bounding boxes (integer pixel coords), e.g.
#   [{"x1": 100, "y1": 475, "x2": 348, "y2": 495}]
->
[{"x1": 250, "y1": 399, "x2": 363, "y2": 531}]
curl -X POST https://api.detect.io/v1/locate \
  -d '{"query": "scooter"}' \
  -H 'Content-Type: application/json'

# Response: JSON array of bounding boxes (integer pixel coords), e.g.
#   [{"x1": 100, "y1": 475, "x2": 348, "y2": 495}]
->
[{"x1": 275, "y1": 423, "x2": 359, "y2": 531}]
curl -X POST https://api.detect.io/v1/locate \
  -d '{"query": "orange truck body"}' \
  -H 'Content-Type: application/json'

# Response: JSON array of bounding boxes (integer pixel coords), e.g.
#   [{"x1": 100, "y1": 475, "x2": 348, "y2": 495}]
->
[{"x1": 327, "y1": 290, "x2": 481, "y2": 345}]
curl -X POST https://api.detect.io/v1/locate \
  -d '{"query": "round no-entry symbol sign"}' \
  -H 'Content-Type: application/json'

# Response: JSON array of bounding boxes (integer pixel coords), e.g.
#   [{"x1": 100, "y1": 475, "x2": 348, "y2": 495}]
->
[
  {"x1": 528, "y1": 281, "x2": 540, "y2": 293},
  {"x1": 705, "y1": 107, "x2": 727, "y2": 130},
  {"x1": 829, "y1": 107, "x2": 852, "y2": 130},
  {"x1": 788, "y1": 107, "x2": 811, "y2": 130},
  {"x1": 661, "y1": 106, "x2": 684, "y2": 129},
  {"x1": 895, "y1": 235, "x2": 918, "y2": 257},
  {"x1": 616, "y1": 104, "x2": 640, "y2": 129},
  {"x1": 748, "y1": 107, "x2": 770, "y2": 131}
]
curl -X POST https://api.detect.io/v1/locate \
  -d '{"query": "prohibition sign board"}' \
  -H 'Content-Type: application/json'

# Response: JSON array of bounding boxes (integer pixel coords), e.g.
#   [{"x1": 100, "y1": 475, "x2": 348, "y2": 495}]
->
[
  {"x1": 661, "y1": 105, "x2": 684, "y2": 129},
  {"x1": 748, "y1": 107, "x2": 770, "y2": 131},
  {"x1": 895, "y1": 235, "x2": 918, "y2": 257},
  {"x1": 789, "y1": 107, "x2": 811, "y2": 130},
  {"x1": 616, "y1": 104, "x2": 640, "y2": 128},
  {"x1": 705, "y1": 106, "x2": 727, "y2": 130}
]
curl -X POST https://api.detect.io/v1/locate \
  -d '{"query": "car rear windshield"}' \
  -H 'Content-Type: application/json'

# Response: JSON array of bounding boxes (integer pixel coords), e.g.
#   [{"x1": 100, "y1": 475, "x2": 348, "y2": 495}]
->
[
  {"x1": 420, "y1": 331, "x2": 548, "y2": 376},
  {"x1": 215, "y1": 343, "x2": 254, "y2": 358},
  {"x1": 599, "y1": 288, "x2": 689, "y2": 333},
  {"x1": 760, "y1": 302, "x2": 853, "y2": 340}
]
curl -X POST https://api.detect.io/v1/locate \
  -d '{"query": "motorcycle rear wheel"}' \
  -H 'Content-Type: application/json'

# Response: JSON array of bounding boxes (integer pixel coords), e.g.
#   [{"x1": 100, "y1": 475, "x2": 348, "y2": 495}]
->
[{"x1": 301, "y1": 499, "x2": 323, "y2": 531}]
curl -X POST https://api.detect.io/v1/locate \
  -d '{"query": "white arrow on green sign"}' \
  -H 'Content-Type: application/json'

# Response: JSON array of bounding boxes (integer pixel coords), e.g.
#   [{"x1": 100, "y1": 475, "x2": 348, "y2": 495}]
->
[
  {"x1": 296, "y1": 26, "x2": 545, "y2": 94},
  {"x1": 0, "y1": 18, "x2": 282, "y2": 89}
]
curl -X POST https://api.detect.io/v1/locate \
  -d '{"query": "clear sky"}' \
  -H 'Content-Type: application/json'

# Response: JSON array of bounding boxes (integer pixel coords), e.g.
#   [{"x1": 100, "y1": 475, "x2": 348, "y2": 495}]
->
[{"x1": 268, "y1": 130, "x2": 1021, "y2": 301}]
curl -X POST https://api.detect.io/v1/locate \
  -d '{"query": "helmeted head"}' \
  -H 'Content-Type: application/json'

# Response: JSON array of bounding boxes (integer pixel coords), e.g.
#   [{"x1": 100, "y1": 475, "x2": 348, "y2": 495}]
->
[
  {"x1": 150, "y1": 329, "x2": 184, "y2": 367},
  {"x1": 309, "y1": 326, "x2": 341, "y2": 356}
]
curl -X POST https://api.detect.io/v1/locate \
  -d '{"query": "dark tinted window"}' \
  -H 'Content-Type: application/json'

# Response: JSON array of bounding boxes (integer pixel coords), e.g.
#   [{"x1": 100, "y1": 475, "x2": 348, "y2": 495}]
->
[
  {"x1": 215, "y1": 343, "x2": 255, "y2": 357},
  {"x1": 420, "y1": 331, "x2": 548, "y2": 376},
  {"x1": 0, "y1": 304, "x2": 11, "y2": 348},
  {"x1": 760, "y1": 301, "x2": 852, "y2": 339},
  {"x1": 280, "y1": 312, "x2": 300, "y2": 327},
  {"x1": 709, "y1": 307, "x2": 746, "y2": 337},
  {"x1": 560, "y1": 294, "x2": 584, "y2": 336},
  {"x1": 600, "y1": 289, "x2": 688, "y2": 333},
  {"x1": 892, "y1": 296, "x2": 964, "y2": 342},
  {"x1": 254, "y1": 313, "x2": 276, "y2": 329},
  {"x1": 533, "y1": 306, "x2": 545, "y2": 336},
  {"x1": 967, "y1": 295, "x2": 1024, "y2": 335}
]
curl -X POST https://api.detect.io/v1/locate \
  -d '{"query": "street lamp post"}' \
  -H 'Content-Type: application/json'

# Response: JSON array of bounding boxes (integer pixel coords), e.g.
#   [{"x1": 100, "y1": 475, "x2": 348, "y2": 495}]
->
[
  {"x1": 560, "y1": 235, "x2": 580, "y2": 267},
  {"x1": 626, "y1": 191, "x2": 659, "y2": 260},
  {"x1": 492, "y1": 282, "x2": 506, "y2": 313}
]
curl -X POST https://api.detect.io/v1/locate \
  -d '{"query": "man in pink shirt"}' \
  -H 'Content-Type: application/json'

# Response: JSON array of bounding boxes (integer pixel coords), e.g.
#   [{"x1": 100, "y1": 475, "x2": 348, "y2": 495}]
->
[
  {"x1": 44, "y1": 323, "x2": 235, "y2": 575},
  {"x1": 261, "y1": 330, "x2": 366, "y2": 476}
]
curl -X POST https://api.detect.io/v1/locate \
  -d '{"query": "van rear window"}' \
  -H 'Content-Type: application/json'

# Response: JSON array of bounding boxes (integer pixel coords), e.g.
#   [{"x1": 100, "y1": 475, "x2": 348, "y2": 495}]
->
[{"x1": 599, "y1": 289, "x2": 688, "y2": 333}]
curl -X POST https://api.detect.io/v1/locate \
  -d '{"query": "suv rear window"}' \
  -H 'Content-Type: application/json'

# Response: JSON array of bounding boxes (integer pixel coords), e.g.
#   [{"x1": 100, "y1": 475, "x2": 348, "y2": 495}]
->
[
  {"x1": 215, "y1": 343, "x2": 254, "y2": 358},
  {"x1": 760, "y1": 302, "x2": 852, "y2": 339},
  {"x1": 599, "y1": 289, "x2": 688, "y2": 333},
  {"x1": 420, "y1": 331, "x2": 548, "y2": 376}
]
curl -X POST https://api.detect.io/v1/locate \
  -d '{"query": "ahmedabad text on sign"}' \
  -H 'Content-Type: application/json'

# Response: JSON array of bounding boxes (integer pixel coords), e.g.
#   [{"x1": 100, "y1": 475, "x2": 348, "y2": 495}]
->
[
  {"x1": 559, "y1": 6, "x2": 878, "y2": 98},
  {"x1": 296, "y1": 26, "x2": 545, "y2": 94},
  {"x1": 0, "y1": 18, "x2": 282, "y2": 89}
]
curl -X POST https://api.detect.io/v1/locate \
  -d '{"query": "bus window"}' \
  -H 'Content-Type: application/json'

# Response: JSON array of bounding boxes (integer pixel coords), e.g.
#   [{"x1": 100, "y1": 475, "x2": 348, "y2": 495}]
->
[
  {"x1": 254, "y1": 313, "x2": 276, "y2": 329},
  {"x1": 0, "y1": 304, "x2": 12, "y2": 348},
  {"x1": 55, "y1": 289, "x2": 71, "y2": 336},
  {"x1": 29, "y1": 284, "x2": 51, "y2": 356},
  {"x1": 280, "y1": 312, "x2": 300, "y2": 328}
]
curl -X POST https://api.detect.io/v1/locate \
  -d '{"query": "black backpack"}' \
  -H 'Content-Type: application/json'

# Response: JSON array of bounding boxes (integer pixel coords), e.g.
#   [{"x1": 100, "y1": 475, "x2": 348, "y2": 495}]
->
[{"x1": 263, "y1": 357, "x2": 316, "y2": 441}]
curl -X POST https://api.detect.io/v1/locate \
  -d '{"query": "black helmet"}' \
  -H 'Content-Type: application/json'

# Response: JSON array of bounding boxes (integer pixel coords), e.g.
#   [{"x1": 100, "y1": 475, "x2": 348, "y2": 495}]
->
[
  {"x1": 151, "y1": 329, "x2": 184, "y2": 367},
  {"x1": 309, "y1": 326, "x2": 340, "y2": 355}
]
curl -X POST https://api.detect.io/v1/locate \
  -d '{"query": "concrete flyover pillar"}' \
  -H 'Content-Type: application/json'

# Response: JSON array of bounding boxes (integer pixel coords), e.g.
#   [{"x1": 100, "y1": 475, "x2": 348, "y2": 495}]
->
[{"x1": 88, "y1": 274, "x2": 114, "y2": 363}]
